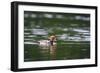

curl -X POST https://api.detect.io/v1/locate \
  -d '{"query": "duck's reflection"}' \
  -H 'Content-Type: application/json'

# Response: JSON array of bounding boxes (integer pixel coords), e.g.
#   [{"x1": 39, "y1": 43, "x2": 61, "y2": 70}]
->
[
  {"x1": 49, "y1": 44, "x2": 57, "y2": 60},
  {"x1": 39, "y1": 43, "x2": 57, "y2": 60}
]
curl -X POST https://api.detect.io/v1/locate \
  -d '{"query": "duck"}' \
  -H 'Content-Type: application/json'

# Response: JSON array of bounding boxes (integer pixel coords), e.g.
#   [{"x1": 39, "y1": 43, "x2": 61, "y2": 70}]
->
[{"x1": 38, "y1": 40, "x2": 56, "y2": 46}]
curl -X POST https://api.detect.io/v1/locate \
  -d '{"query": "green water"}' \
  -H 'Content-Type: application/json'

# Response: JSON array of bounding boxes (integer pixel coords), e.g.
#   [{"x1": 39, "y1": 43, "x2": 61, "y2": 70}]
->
[{"x1": 24, "y1": 41, "x2": 90, "y2": 62}]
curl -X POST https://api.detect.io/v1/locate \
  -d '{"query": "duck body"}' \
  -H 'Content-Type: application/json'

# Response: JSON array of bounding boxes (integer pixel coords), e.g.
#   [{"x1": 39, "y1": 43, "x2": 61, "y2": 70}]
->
[{"x1": 38, "y1": 40, "x2": 56, "y2": 46}]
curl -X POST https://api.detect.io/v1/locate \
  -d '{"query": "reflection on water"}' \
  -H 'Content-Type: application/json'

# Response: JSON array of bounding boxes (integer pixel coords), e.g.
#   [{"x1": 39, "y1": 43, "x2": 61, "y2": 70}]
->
[
  {"x1": 24, "y1": 42, "x2": 90, "y2": 62},
  {"x1": 38, "y1": 44, "x2": 57, "y2": 60},
  {"x1": 49, "y1": 45, "x2": 57, "y2": 60}
]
